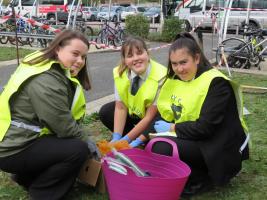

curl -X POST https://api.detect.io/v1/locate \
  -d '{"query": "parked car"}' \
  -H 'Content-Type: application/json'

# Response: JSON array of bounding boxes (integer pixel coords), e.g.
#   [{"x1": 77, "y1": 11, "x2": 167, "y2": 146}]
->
[
  {"x1": 99, "y1": 5, "x2": 108, "y2": 12},
  {"x1": 45, "y1": 5, "x2": 82, "y2": 23},
  {"x1": 82, "y1": 6, "x2": 99, "y2": 21},
  {"x1": 0, "y1": 5, "x2": 6, "y2": 16},
  {"x1": 121, "y1": 6, "x2": 146, "y2": 21},
  {"x1": 97, "y1": 6, "x2": 124, "y2": 22},
  {"x1": 143, "y1": 6, "x2": 161, "y2": 23},
  {"x1": 67, "y1": 5, "x2": 83, "y2": 16}
]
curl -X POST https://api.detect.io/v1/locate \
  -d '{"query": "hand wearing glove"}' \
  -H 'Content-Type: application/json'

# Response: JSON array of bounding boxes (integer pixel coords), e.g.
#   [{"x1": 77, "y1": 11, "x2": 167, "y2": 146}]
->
[
  {"x1": 87, "y1": 140, "x2": 101, "y2": 160},
  {"x1": 110, "y1": 132, "x2": 122, "y2": 143},
  {"x1": 129, "y1": 138, "x2": 144, "y2": 148},
  {"x1": 154, "y1": 120, "x2": 172, "y2": 133},
  {"x1": 120, "y1": 135, "x2": 131, "y2": 143}
]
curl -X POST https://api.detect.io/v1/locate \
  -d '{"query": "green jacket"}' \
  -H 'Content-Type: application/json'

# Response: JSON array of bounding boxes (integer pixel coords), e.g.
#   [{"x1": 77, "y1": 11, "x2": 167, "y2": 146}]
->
[{"x1": 0, "y1": 64, "x2": 87, "y2": 158}]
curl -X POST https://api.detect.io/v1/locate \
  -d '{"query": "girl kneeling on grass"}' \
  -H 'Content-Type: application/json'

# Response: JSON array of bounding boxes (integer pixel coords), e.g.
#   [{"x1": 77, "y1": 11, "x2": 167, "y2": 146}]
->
[
  {"x1": 0, "y1": 30, "x2": 99, "y2": 200},
  {"x1": 137, "y1": 32, "x2": 249, "y2": 196},
  {"x1": 99, "y1": 36, "x2": 167, "y2": 147}
]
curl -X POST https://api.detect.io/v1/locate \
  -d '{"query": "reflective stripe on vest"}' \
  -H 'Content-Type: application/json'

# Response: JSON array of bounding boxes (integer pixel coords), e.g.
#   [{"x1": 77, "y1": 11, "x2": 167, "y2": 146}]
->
[
  {"x1": 0, "y1": 51, "x2": 86, "y2": 140},
  {"x1": 10, "y1": 121, "x2": 42, "y2": 132},
  {"x1": 113, "y1": 59, "x2": 167, "y2": 118},
  {"x1": 66, "y1": 70, "x2": 86, "y2": 121},
  {"x1": 158, "y1": 68, "x2": 248, "y2": 133}
]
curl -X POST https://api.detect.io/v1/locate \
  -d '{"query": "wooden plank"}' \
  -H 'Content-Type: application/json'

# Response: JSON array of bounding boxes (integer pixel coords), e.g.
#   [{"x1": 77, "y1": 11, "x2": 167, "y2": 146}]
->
[{"x1": 241, "y1": 85, "x2": 267, "y2": 94}]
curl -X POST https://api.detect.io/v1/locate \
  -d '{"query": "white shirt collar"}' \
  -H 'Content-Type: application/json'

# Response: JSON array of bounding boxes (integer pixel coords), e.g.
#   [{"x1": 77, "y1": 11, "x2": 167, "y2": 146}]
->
[{"x1": 129, "y1": 63, "x2": 151, "y2": 81}]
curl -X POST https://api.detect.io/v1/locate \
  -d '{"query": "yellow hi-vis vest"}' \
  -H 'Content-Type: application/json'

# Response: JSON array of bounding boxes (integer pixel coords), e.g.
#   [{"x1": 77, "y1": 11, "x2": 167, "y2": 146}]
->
[
  {"x1": 157, "y1": 68, "x2": 248, "y2": 132},
  {"x1": 0, "y1": 51, "x2": 86, "y2": 141},
  {"x1": 113, "y1": 59, "x2": 167, "y2": 118}
]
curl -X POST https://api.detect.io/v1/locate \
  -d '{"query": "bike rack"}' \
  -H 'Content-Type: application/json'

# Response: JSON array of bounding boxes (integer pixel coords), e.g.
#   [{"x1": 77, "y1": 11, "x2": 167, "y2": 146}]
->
[{"x1": 0, "y1": 31, "x2": 55, "y2": 40}]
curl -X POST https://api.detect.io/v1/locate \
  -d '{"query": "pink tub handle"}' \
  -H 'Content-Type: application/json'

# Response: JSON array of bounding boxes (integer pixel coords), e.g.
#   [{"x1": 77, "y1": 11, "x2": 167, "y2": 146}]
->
[{"x1": 145, "y1": 137, "x2": 180, "y2": 160}]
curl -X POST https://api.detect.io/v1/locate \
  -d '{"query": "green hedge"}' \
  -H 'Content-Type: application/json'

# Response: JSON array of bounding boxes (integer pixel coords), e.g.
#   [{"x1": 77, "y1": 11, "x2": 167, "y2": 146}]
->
[
  {"x1": 161, "y1": 17, "x2": 182, "y2": 42},
  {"x1": 125, "y1": 14, "x2": 150, "y2": 39}
]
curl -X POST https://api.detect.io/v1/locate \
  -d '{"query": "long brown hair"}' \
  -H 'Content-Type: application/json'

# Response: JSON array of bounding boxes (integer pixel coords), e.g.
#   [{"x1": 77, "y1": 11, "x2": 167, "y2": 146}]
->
[
  {"x1": 22, "y1": 29, "x2": 91, "y2": 90},
  {"x1": 118, "y1": 36, "x2": 149, "y2": 76}
]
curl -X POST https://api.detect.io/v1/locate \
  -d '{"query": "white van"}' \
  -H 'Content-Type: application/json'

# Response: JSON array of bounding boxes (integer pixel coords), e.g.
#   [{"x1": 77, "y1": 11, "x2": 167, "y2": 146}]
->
[{"x1": 174, "y1": 0, "x2": 267, "y2": 31}]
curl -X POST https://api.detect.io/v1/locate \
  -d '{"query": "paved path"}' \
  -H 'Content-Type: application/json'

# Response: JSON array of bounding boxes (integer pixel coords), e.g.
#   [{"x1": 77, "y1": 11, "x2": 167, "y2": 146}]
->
[{"x1": 1, "y1": 36, "x2": 267, "y2": 115}]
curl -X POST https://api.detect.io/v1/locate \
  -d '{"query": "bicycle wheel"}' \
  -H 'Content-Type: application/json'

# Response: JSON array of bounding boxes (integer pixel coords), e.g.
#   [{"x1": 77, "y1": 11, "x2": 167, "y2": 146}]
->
[
  {"x1": 37, "y1": 38, "x2": 48, "y2": 48},
  {"x1": 216, "y1": 38, "x2": 250, "y2": 69},
  {"x1": 9, "y1": 37, "x2": 23, "y2": 46},
  {"x1": 100, "y1": 30, "x2": 112, "y2": 46},
  {"x1": 0, "y1": 28, "x2": 9, "y2": 44},
  {"x1": 255, "y1": 35, "x2": 265, "y2": 52},
  {"x1": 0, "y1": 35, "x2": 9, "y2": 44},
  {"x1": 95, "y1": 30, "x2": 106, "y2": 49},
  {"x1": 113, "y1": 32, "x2": 123, "y2": 47},
  {"x1": 17, "y1": 36, "x2": 33, "y2": 46},
  {"x1": 119, "y1": 30, "x2": 126, "y2": 42},
  {"x1": 83, "y1": 26, "x2": 94, "y2": 40}
]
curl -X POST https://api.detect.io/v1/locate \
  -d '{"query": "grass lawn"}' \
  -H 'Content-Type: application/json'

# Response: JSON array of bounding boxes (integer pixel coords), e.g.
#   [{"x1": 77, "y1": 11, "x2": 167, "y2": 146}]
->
[
  {"x1": 0, "y1": 47, "x2": 35, "y2": 61},
  {"x1": 0, "y1": 71, "x2": 266, "y2": 200}
]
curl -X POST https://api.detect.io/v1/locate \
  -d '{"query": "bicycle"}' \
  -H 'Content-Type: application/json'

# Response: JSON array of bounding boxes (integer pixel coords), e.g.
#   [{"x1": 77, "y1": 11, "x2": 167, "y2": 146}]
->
[
  {"x1": 65, "y1": 18, "x2": 94, "y2": 40},
  {"x1": 0, "y1": 17, "x2": 34, "y2": 46},
  {"x1": 95, "y1": 18, "x2": 125, "y2": 49},
  {"x1": 216, "y1": 29, "x2": 267, "y2": 70},
  {"x1": 75, "y1": 20, "x2": 94, "y2": 40}
]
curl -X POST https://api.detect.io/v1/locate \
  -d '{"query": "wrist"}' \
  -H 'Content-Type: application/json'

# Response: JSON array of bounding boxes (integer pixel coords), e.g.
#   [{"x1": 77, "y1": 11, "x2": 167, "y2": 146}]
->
[
  {"x1": 112, "y1": 132, "x2": 122, "y2": 140},
  {"x1": 170, "y1": 123, "x2": 175, "y2": 132},
  {"x1": 121, "y1": 135, "x2": 131, "y2": 143}
]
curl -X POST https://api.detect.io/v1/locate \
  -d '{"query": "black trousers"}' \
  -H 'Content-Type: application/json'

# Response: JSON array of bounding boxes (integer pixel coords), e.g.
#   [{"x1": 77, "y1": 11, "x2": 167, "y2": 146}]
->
[
  {"x1": 99, "y1": 101, "x2": 141, "y2": 135},
  {"x1": 143, "y1": 114, "x2": 210, "y2": 185},
  {"x1": 0, "y1": 136, "x2": 88, "y2": 200},
  {"x1": 99, "y1": 102, "x2": 209, "y2": 183}
]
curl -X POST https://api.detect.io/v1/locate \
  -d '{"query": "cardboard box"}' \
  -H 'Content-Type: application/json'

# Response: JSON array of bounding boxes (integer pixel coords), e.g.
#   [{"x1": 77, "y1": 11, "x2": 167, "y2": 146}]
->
[{"x1": 78, "y1": 158, "x2": 107, "y2": 193}]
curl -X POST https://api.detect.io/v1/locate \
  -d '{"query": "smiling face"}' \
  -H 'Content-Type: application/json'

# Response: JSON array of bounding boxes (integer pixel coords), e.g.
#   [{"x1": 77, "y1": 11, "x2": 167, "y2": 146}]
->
[
  {"x1": 124, "y1": 46, "x2": 149, "y2": 75},
  {"x1": 170, "y1": 48, "x2": 200, "y2": 81},
  {"x1": 56, "y1": 38, "x2": 89, "y2": 77}
]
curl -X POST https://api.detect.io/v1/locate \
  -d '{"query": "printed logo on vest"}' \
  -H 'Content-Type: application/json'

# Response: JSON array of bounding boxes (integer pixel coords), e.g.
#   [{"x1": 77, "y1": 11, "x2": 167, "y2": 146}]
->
[
  {"x1": 171, "y1": 95, "x2": 183, "y2": 120},
  {"x1": 129, "y1": 105, "x2": 141, "y2": 118}
]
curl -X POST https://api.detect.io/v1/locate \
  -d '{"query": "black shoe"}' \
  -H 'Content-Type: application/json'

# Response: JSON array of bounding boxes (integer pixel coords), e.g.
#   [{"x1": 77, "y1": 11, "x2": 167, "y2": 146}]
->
[{"x1": 181, "y1": 180, "x2": 213, "y2": 197}]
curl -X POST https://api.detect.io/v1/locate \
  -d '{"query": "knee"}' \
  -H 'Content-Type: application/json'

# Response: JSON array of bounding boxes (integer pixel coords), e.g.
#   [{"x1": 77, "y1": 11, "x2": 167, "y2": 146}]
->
[
  {"x1": 78, "y1": 141, "x2": 89, "y2": 161},
  {"x1": 71, "y1": 139, "x2": 88, "y2": 164},
  {"x1": 99, "y1": 102, "x2": 114, "y2": 122},
  {"x1": 98, "y1": 105, "x2": 106, "y2": 122}
]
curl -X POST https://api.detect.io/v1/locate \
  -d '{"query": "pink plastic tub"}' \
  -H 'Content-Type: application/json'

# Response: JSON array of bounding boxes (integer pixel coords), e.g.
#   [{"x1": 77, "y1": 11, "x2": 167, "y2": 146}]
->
[{"x1": 102, "y1": 138, "x2": 191, "y2": 200}]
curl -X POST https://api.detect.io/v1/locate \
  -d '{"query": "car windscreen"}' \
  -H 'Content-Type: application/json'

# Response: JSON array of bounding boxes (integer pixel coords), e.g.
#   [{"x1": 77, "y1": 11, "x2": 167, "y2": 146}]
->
[{"x1": 137, "y1": 7, "x2": 146, "y2": 12}]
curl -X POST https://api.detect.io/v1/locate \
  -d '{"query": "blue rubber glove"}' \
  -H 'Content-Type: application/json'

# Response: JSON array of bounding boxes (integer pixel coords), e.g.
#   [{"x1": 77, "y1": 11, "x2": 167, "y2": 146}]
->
[
  {"x1": 120, "y1": 135, "x2": 131, "y2": 143},
  {"x1": 129, "y1": 138, "x2": 144, "y2": 148},
  {"x1": 110, "y1": 132, "x2": 122, "y2": 143},
  {"x1": 154, "y1": 120, "x2": 171, "y2": 133}
]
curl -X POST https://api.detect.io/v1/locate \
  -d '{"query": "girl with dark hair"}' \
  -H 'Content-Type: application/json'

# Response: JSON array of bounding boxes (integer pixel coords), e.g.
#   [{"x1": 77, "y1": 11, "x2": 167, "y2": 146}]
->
[
  {"x1": 99, "y1": 36, "x2": 167, "y2": 147},
  {"x1": 143, "y1": 32, "x2": 249, "y2": 196},
  {"x1": 0, "y1": 29, "x2": 99, "y2": 199}
]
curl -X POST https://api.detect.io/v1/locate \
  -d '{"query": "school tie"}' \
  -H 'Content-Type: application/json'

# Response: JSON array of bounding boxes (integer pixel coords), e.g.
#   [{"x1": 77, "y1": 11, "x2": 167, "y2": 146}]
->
[{"x1": 131, "y1": 76, "x2": 140, "y2": 96}]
